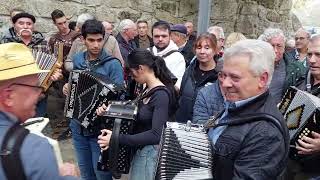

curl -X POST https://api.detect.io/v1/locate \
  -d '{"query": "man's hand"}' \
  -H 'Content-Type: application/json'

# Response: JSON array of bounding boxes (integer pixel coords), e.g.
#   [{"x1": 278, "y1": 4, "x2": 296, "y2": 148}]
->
[
  {"x1": 62, "y1": 83, "x2": 70, "y2": 96},
  {"x1": 50, "y1": 68, "x2": 63, "y2": 81},
  {"x1": 59, "y1": 162, "x2": 80, "y2": 177},
  {"x1": 296, "y1": 131, "x2": 320, "y2": 155}
]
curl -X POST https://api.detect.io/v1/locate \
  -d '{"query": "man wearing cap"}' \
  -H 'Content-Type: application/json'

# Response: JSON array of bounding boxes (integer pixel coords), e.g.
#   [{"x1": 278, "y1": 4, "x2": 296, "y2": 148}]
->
[
  {"x1": 171, "y1": 24, "x2": 195, "y2": 67},
  {"x1": 0, "y1": 12, "x2": 49, "y2": 53},
  {"x1": 0, "y1": 43, "x2": 79, "y2": 180}
]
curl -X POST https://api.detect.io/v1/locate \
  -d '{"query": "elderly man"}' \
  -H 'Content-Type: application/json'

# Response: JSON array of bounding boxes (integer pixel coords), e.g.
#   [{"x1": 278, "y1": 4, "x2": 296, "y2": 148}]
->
[
  {"x1": 207, "y1": 26, "x2": 225, "y2": 58},
  {"x1": 116, "y1": 19, "x2": 137, "y2": 67},
  {"x1": 151, "y1": 21, "x2": 186, "y2": 89},
  {"x1": 287, "y1": 28, "x2": 311, "y2": 67},
  {"x1": 0, "y1": 43, "x2": 79, "y2": 180},
  {"x1": 171, "y1": 24, "x2": 195, "y2": 67},
  {"x1": 207, "y1": 39, "x2": 289, "y2": 180},
  {"x1": 102, "y1": 21, "x2": 113, "y2": 35},
  {"x1": 287, "y1": 34, "x2": 320, "y2": 180},
  {"x1": 0, "y1": 12, "x2": 49, "y2": 53},
  {"x1": 259, "y1": 28, "x2": 306, "y2": 104}
]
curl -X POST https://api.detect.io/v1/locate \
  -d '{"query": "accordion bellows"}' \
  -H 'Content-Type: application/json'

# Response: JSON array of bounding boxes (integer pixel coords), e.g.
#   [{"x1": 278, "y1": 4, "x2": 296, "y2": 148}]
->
[
  {"x1": 156, "y1": 122, "x2": 213, "y2": 180},
  {"x1": 278, "y1": 87, "x2": 320, "y2": 158}
]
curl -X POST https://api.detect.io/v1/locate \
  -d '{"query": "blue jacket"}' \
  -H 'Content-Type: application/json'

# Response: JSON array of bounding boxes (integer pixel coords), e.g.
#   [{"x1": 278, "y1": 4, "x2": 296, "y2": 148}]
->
[
  {"x1": 192, "y1": 82, "x2": 224, "y2": 124},
  {"x1": 0, "y1": 112, "x2": 77, "y2": 180},
  {"x1": 175, "y1": 60, "x2": 218, "y2": 123},
  {"x1": 71, "y1": 49, "x2": 124, "y2": 136}
]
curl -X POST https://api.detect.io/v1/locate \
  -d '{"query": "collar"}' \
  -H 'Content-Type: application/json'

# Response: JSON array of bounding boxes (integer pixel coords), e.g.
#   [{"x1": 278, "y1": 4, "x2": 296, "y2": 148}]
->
[{"x1": 0, "y1": 111, "x2": 19, "y2": 126}]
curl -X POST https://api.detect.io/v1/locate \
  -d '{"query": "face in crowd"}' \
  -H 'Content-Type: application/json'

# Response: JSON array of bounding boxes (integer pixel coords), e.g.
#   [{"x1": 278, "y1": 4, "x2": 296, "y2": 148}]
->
[
  {"x1": 308, "y1": 38, "x2": 320, "y2": 78},
  {"x1": 194, "y1": 35, "x2": 217, "y2": 64},
  {"x1": 137, "y1": 22, "x2": 148, "y2": 37},
  {"x1": 14, "y1": 17, "x2": 34, "y2": 37},
  {"x1": 2, "y1": 75, "x2": 44, "y2": 121},
  {"x1": 295, "y1": 30, "x2": 310, "y2": 50},
  {"x1": 184, "y1": 22, "x2": 193, "y2": 36},
  {"x1": 268, "y1": 35, "x2": 285, "y2": 64},
  {"x1": 84, "y1": 34, "x2": 104, "y2": 57},
  {"x1": 153, "y1": 28, "x2": 170, "y2": 50},
  {"x1": 54, "y1": 16, "x2": 69, "y2": 34},
  {"x1": 219, "y1": 55, "x2": 268, "y2": 102},
  {"x1": 124, "y1": 24, "x2": 138, "y2": 40}
]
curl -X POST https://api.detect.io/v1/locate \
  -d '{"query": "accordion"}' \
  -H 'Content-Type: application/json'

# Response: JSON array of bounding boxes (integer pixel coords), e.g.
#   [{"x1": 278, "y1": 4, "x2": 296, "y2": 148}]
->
[
  {"x1": 279, "y1": 86, "x2": 320, "y2": 158},
  {"x1": 156, "y1": 122, "x2": 213, "y2": 180},
  {"x1": 32, "y1": 43, "x2": 63, "y2": 91},
  {"x1": 97, "y1": 101, "x2": 137, "y2": 177},
  {"x1": 64, "y1": 70, "x2": 124, "y2": 129}
]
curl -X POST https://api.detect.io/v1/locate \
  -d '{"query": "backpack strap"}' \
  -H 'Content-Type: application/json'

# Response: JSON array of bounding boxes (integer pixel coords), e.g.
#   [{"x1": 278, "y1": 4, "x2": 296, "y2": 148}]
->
[
  {"x1": 0, "y1": 122, "x2": 29, "y2": 180},
  {"x1": 161, "y1": 50, "x2": 180, "y2": 58}
]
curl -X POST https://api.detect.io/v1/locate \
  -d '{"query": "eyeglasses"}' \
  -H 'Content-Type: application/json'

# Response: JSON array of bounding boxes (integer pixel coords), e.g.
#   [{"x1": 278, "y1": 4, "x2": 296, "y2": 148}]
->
[{"x1": 9, "y1": 83, "x2": 44, "y2": 93}]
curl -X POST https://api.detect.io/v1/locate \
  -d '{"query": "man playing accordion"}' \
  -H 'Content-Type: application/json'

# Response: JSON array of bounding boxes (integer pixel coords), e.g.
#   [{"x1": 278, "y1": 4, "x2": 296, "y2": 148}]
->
[
  {"x1": 286, "y1": 34, "x2": 320, "y2": 180},
  {"x1": 207, "y1": 39, "x2": 289, "y2": 179}
]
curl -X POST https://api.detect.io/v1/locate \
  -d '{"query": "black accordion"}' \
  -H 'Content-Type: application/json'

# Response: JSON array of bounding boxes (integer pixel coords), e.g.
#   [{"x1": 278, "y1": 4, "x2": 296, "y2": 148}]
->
[
  {"x1": 156, "y1": 122, "x2": 213, "y2": 180},
  {"x1": 97, "y1": 101, "x2": 137, "y2": 177},
  {"x1": 279, "y1": 86, "x2": 320, "y2": 158},
  {"x1": 64, "y1": 70, "x2": 124, "y2": 129}
]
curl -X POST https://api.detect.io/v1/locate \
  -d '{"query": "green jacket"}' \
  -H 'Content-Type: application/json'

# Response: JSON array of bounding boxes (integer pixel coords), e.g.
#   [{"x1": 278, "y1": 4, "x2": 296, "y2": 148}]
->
[{"x1": 283, "y1": 52, "x2": 306, "y2": 94}]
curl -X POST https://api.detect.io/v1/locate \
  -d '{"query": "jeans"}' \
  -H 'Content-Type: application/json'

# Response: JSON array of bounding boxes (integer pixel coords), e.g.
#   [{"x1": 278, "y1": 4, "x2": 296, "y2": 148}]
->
[
  {"x1": 130, "y1": 145, "x2": 159, "y2": 180},
  {"x1": 70, "y1": 120, "x2": 112, "y2": 180}
]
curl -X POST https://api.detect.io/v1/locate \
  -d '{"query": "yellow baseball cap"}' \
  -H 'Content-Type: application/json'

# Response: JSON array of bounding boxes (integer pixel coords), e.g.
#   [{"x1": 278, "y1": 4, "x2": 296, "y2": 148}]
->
[{"x1": 0, "y1": 43, "x2": 49, "y2": 81}]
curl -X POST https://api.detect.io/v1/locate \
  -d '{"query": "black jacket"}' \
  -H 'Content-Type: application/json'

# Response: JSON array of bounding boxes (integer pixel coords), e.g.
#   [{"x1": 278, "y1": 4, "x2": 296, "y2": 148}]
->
[
  {"x1": 212, "y1": 90, "x2": 289, "y2": 180},
  {"x1": 180, "y1": 40, "x2": 195, "y2": 67},
  {"x1": 175, "y1": 60, "x2": 218, "y2": 123}
]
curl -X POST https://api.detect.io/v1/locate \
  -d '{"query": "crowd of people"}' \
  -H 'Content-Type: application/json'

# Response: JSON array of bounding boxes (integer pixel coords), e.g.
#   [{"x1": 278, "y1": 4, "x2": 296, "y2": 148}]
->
[{"x1": 0, "y1": 7, "x2": 320, "y2": 180}]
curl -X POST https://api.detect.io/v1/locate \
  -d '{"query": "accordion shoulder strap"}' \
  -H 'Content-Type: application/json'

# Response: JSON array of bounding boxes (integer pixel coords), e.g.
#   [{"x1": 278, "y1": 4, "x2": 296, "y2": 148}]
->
[
  {"x1": 109, "y1": 118, "x2": 122, "y2": 178},
  {"x1": 0, "y1": 122, "x2": 29, "y2": 180}
]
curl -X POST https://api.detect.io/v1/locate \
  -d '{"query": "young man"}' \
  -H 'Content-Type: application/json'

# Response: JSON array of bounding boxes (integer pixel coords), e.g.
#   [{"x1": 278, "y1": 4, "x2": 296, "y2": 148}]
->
[
  {"x1": 133, "y1": 20, "x2": 153, "y2": 49},
  {"x1": 151, "y1": 21, "x2": 186, "y2": 89},
  {"x1": 63, "y1": 19, "x2": 124, "y2": 180},
  {"x1": 0, "y1": 43, "x2": 79, "y2": 180},
  {"x1": 208, "y1": 39, "x2": 289, "y2": 179}
]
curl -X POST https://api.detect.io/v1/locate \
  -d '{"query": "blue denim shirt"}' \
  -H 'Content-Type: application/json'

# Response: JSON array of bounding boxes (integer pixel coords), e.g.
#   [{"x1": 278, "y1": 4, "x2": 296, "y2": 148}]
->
[
  {"x1": 208, "y1": 94, "x2": 260, "y2": 145},
  {"x1": 0, "y1": 111, "x2": 78, "y2": 180}
]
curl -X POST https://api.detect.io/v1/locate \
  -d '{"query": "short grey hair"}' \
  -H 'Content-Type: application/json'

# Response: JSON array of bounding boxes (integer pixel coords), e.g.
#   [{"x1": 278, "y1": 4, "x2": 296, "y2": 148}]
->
[
  {"x1": 223, "y1": 39, "x2": 275, "y2": 86},
  {"x1": 207, "y1": 26, "x2": 225, "y2": 39},
  {"x1": 310, "y1": 34, "x2": 320, "y2": 43},
  {"x1": 76, "y1": 13, "x2": 95, "y2": 29},
  {"x1": 258, "y1": 28, "x2": 286, "y2": 43},
  {"x1": 118, "y1": 19, "x2": 135, "y2": 32},
  {"x1": 295, "y1": 28, "x2": 311, "y2": 39}
]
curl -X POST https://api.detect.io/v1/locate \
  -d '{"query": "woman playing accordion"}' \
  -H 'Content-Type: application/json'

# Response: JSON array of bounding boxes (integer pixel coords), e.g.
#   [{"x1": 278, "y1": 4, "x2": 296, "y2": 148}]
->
[{"x1": 97, "y1": 49, "x2": 177, "y2": 180}]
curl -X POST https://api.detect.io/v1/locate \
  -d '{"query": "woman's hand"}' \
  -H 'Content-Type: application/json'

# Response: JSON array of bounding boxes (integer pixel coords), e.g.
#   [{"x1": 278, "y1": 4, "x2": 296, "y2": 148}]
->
[
  {"x1": 96, "y1": 103, "x2": 108, "y2": 116},
  {"x1": 296, "y1": 131, "x2": 320, "y2": 155},
  {"x1": 98, "y1": 129, "x2": 112, "y2": 151}
]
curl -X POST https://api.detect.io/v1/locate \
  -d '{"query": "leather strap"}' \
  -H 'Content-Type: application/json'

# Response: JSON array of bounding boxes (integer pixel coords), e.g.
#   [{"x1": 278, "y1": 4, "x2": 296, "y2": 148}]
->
[
  {"x1": 1, "y1": 122, "x2": 29, "y2": 180},
  {"x1": 109, "y1": 118, "x2": 122, "y2": 178}
]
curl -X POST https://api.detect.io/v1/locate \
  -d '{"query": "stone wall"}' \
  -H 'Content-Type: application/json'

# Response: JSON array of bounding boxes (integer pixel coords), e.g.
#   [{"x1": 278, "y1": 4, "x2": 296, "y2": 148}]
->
[{"x1": 0, "y1": 0, "x2": 300, "y2": 38}]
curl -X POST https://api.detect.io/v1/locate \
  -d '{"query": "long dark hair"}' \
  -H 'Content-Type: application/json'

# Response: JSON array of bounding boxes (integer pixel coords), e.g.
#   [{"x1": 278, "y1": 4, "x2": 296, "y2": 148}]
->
[{"x1": 128, "y1": 48, "x2": 174, "y2": 87}]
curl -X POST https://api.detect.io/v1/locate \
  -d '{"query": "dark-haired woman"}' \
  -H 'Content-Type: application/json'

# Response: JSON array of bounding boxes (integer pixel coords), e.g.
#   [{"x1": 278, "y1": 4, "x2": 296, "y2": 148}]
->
[
  {"x1": 175, "y1": 33, "x2": 219, "y2": 123},
  {"x1": 97, "y1": 48, "x2": 176, "y2": 180}
]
